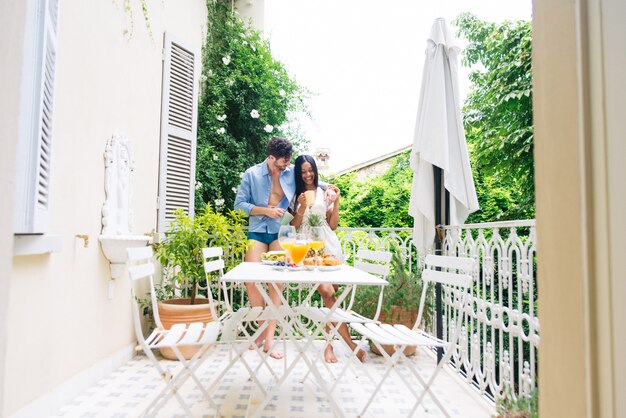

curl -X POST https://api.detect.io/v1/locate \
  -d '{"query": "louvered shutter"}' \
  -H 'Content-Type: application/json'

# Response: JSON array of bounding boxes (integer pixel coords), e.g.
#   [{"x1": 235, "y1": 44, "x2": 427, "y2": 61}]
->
[
  {"x1": 157, "y1": 33, "x2": 200, "y2": 232},
  {"x1": 15, "y1": 0, "x2": 59, "y2": 233}
]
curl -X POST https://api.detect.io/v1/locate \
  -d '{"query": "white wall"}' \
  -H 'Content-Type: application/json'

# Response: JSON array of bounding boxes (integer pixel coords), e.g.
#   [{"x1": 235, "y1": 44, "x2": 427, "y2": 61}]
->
[
  {"x1": 235, "y1": 0, "x2": 266, "y2": 33},
  {"x1": 534, "y1": 0, "x2": 626, "y2": 416},
  {"x1": 4, "y1": 0, "x2": 206, "y2": 415},
  {"x1": 601, "y1": 0, "x2": 626, "y2": 415},
  {"x1": 0, "y1": 2, "x2": 27, "y2": 415}
]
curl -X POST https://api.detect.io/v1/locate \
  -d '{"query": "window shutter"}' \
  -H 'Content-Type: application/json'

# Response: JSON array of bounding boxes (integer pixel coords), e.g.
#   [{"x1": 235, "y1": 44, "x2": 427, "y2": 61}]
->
[
  {"x1": 15, "y1": 0, "x2": 59, "y2": 234},
  {"x1": 157, "y1": 32, "x2": 200, "y2": 232}
]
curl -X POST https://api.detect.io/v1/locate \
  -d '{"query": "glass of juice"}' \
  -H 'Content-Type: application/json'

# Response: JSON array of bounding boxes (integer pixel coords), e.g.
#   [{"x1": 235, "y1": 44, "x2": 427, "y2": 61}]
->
[
  {"x1": 308, "y1": 227, "x2": 325, "y2": 269},
  {"x1": 278, "y1": 225, "x2": 296, "y2": 270},
  {"x1": 290, "y1": 234, "x2": 310, "y2": 266}
]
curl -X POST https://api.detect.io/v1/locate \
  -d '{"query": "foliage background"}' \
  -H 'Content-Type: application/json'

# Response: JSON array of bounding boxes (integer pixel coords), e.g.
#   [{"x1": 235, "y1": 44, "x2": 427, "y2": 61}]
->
[{"x1": 196, "y1": 0, "x2": 310, "y2": 213}]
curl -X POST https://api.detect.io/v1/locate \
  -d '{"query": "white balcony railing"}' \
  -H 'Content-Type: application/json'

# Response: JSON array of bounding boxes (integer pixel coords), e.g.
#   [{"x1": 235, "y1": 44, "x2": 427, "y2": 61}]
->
[{"x1": 336, "y1": 220, "x2": 539, "y2": 402}]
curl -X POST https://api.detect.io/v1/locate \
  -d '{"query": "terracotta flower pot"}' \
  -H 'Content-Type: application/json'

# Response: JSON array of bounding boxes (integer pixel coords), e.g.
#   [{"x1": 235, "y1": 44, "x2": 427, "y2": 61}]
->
[
  {"x1": 157, "y1": 298, "x2": 216, "y2": 360},
  {"x1": 370, "y1": 306, "x2": 418, "y2": 357}
]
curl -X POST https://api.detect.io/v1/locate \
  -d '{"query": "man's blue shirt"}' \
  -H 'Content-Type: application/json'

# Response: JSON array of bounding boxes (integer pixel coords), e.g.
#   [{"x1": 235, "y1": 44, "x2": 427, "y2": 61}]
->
[{"x1": 234, "y1": 159, "x2": 295, "y2": 234}]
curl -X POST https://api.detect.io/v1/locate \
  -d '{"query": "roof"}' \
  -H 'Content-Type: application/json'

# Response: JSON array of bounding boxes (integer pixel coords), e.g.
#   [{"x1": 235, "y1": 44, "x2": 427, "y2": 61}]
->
[{"x1": 331, "y1": 144, "x2": 412, "y2": 177}]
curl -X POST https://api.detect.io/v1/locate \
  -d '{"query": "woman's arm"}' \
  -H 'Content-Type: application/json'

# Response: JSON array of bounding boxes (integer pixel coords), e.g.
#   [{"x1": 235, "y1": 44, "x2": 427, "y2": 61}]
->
[
  {"x1": 326, "y1": 185, "x2": 340, "y2": 230},
  {"x1": 290, "y1": 193, "x2": 307, "y2": 229}
]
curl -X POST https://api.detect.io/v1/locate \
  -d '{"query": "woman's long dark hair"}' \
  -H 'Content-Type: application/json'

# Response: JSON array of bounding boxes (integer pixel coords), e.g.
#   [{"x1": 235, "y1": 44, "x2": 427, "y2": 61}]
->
[{"x1": 294, "y1": 155, "x2": 319, "y2": 203}]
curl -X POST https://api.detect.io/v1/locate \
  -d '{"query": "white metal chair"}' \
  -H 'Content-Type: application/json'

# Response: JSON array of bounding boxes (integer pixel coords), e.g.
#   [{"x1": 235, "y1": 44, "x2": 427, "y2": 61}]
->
[
  {"x1": 299, "y1": 249, "x2": 391, "y2": 325},
  {"x1": 127, "y1": 246, "x2": 222, "y2": 417},
  {"x1": 350, "y1": 254, "x2": 475, "y2": 418}
]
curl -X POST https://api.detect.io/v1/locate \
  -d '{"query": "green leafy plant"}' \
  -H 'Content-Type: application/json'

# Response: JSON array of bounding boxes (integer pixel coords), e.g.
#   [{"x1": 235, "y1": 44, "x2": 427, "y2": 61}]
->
[
  {"x1": 196, "y1": 0, "x2": 311, "y2": 212},
  {"x1": 495, "y1": 388, "x2": 539, "y2": 418},
  {"x1": 351, "y1": 244, "x2": 434, "y2": 328},
  {"x1": 155, "y1": 204, "x2": 248, "y2": 305}
]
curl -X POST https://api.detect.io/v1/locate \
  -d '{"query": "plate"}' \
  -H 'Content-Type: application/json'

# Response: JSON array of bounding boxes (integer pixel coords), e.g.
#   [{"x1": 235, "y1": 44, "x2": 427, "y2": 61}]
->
[
  {"x1": 271, "y1": 265, "x2": 304, "y2": 272},
  {"x1": 317, "y1": 265, "x2": 342, "y2": 272},
  {"x1": 262, "y1": 260, "x2": 278, "y2": 265}
]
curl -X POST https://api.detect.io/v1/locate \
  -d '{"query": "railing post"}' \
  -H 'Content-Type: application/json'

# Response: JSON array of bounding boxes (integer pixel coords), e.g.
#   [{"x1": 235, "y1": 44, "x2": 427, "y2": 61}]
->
[{"x1": 433, "y1": 166, "x2": 449, "y2": 363}]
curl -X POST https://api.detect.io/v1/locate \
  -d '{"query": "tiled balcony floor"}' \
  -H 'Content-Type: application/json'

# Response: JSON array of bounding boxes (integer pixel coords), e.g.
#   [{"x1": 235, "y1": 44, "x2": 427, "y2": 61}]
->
[{"x1": 52, "y1": 342, "x2": 494, "y2": 418}]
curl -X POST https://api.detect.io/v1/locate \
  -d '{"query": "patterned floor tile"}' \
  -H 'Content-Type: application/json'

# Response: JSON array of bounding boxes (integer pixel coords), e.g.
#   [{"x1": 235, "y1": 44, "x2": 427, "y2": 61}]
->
[{"x1": 51, "y1": 342, "x2": 494, "y2": 418}]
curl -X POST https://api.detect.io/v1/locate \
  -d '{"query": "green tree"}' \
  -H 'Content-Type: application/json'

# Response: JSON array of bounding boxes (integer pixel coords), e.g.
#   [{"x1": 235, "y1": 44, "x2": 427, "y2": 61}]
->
[
  {"x1": 454, "y1": 13, "x2": 535, "y2": 219},
  {"x1": 196, "y1": 0, "x2": 310, "y2": 212},
  {"x1": 332, "y1": 153, "x2": 414, "y2": 228}
]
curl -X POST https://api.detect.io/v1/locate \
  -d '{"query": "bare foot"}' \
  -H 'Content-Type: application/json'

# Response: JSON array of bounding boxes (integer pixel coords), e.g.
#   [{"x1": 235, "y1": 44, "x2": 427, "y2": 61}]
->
[
  {"x1": 324, "y1": 344, "x2": 338, "y2": 363},
  {"x1": 249, "y1": 336, "x2": 264, "y2": 351},
  {"x1": 263, "y1": 339, "x2": 284, "y2": 360},
  {"x1": 355, "y1": 348, "x2": 366, "y2": 363}
]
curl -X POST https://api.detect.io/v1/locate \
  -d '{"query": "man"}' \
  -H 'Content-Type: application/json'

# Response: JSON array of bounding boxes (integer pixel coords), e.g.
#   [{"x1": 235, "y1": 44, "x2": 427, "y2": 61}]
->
[{"x1": 234, "y1": 136, "x2": 295, "y2": 359}]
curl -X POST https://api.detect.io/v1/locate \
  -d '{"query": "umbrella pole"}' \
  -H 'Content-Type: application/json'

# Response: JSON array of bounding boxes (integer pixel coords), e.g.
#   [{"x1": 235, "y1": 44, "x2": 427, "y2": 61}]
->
[{"x1": 433, "y1": 166, "x2": 450, "y2": 363}]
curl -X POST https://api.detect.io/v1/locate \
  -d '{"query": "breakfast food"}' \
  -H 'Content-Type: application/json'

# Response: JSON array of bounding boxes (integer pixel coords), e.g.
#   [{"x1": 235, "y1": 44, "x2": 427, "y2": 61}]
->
[
  {"x1": 261, "y1": 251, "x2": 286, "y2": 262},
  {"x1": 322, "y1": 255, "x2": 341, "y2": 266}
]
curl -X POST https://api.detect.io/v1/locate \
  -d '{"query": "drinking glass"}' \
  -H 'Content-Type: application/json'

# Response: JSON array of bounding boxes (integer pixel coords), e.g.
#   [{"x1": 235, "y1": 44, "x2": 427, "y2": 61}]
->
[
  {"x1": 289, "y1": 233, "x2": 310, "y2": 266},
  {"x1": 278, "y1": 225, "x2": 296, "y2": 270},
  {"x1": 308, "y1": 226, "x2": 325, "y2": 268}
]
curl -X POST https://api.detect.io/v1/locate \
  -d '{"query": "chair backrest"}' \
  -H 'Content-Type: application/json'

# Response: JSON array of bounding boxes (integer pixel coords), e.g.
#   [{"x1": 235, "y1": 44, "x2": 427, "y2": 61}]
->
[
  {"x1": 127, "y1": 246, "x2": 162, "y2": 341},
  {"x1": 202, "y1": 247, "x2": 224, "y2": 320},
  {"x1": 415, "y1": 254, "x2": 475, "y2": 335},
  {"x1": 348, "y1": 249, "x2": 392, "y2": 318},
  {"x1": 354, "y1": 249, "x2": 392, "y2": 277}
]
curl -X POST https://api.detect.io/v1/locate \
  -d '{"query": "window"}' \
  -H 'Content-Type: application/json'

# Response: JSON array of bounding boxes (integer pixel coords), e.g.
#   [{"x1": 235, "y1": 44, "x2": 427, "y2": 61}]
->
[
  {"x1": 14, "y1": 0, "x2": 59, "y2": 234},
  {"x1": 156, "y1": 32, "x2": 200, "y2": 232}
]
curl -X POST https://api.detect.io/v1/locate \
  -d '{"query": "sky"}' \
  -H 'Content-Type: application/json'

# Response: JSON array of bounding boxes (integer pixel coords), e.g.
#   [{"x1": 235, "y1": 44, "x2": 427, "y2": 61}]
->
[{"x1": 264, "y1": 0, "x2": 532, "y2": 173}]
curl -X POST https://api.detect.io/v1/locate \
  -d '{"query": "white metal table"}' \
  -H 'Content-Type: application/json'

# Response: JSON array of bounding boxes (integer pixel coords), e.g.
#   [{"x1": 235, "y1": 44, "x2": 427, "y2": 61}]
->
[{"x1": 220, "y1": 262, "x2": 388, "y2": 417}]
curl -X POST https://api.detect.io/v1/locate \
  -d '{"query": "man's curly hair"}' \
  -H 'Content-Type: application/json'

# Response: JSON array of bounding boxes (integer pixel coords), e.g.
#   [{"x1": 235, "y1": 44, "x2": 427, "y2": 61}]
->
[{"x1": 266, "y1": 136, "x2": 293, "y2": 159}]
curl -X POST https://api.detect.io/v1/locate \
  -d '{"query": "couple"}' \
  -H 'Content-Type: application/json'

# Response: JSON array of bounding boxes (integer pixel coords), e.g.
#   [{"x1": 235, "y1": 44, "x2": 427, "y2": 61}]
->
[{"x1": 234, "y1": 136, "x2": 365, "y2": 363}]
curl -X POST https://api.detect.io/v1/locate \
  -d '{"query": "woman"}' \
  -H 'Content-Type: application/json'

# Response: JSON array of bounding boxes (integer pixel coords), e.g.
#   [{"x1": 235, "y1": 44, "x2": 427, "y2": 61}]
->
[{"x1": 290, "y1": 155, "x2": 366, "y2": 363}]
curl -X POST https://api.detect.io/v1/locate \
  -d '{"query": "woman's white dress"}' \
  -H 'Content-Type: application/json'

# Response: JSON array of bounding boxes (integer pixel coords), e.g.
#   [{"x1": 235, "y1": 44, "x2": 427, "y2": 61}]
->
[{"x1": 296, "y1": 187, "x2": 343, "y2": 259}]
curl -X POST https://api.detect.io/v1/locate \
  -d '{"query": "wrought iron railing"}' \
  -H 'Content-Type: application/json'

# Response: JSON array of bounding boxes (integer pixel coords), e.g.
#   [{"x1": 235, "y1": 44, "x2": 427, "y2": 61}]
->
[{"x1": 440, "y1": 220, "x2": 538, "y2": 401}]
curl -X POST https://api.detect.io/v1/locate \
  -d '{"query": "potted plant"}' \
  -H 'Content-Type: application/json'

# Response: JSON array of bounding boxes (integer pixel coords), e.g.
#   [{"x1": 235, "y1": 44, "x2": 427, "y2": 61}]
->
[
  {"x1": 351, "y1": 243, "x2": 435, "y2": 356},
  {"x1": 150, "y1": 203, "x2": 248, "y2": 358}
]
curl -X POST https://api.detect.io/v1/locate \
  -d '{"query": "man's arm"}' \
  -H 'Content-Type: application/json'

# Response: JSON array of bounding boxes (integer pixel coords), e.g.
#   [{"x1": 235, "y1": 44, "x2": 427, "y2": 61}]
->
[{"x1": 234, "y1": 172, "x2": 254, "y2": 216}]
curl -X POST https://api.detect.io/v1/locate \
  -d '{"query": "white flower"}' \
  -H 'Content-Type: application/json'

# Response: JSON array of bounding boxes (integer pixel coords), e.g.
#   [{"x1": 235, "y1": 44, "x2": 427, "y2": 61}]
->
[
  {"x1": 242, "y1": 41, "x2": 248, "y2": 46},
  {"x1": 207, "y1": 69, "x2": 214, "y2": 77},
  {"x1": 250, "y1": 109, "x2": 260, "y2": 119},
  {"x1": 222, "y1": 56, "x2": 231, "y2": 65},
  {"x1": 251, "y1": 45, "x2": 256, "y2": 52},
  {"x1": 217, "y1": 127, "x2": 226, "y2": 135},
  {"x1": 225, "y1": 79, "x2": 234, "y2": 87},
  {"x1": 216, "y1": 114, "x2": 227, "y2": 121},
  {"x1": 239, "y1": 172, "x2": 244, "y2": 179},
  {"x1": 279, "y1": 89, "x2": 286, "y2": 97},
  {"x1": 212, "y1": 154, "x2": 219, "y2": 161},
  {"x1": 214, "y1": 198, "x2": 225, "y2": 209},
  {"x1": 195, "y1": 181, "x2": 202, "y2": 191},
  {"x1": 264, "y1": 124, "x2": 274, "y2": 133},
  {"x1": 232, "y1": 187, "x2": 238, "y2": 193},
  {"x1": 201, "y1": 74, "x2": 207, "y2": 82}
]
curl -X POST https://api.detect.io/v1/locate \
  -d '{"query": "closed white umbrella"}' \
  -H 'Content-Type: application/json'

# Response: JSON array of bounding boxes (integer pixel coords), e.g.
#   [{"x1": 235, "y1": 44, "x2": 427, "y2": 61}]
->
[{"x1": 408, "y1": 18, "x2": 479, "y2": 254}]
